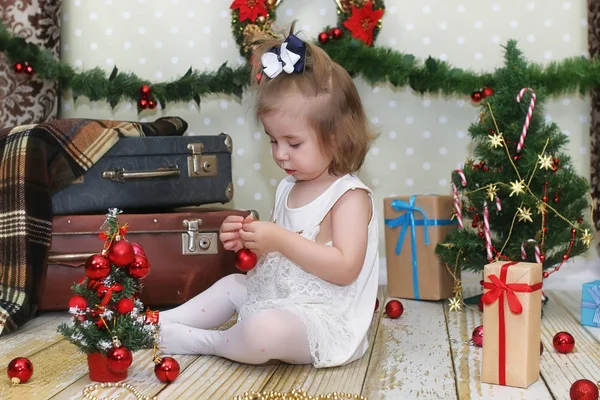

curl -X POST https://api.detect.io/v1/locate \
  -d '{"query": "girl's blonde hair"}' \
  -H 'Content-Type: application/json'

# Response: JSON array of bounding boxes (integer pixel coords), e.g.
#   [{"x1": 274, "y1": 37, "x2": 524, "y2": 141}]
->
[{"x1": 250, "y1": 22, "x2": 377, "y2": 176}]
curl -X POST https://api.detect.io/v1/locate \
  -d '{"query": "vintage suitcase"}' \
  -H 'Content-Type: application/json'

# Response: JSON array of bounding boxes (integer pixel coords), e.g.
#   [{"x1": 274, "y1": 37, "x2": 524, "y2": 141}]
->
[
  {"x1": 37, "y1": 208, "x2": 257, "y2": 311},
  {"x1": 51, "y1": 134, "x2": 234, "y2": 215}
]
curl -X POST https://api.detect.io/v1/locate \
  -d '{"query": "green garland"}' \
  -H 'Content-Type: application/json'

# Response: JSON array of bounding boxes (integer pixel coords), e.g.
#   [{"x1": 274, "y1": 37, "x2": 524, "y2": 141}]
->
[{"x1": 1, "y1": 16, "x2": 599, "y2": 109}]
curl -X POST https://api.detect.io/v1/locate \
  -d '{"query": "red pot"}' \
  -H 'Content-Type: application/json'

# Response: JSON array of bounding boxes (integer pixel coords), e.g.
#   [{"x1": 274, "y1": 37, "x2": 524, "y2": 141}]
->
[{"x1": 87, "y1": 353, "x2": 127, "y2": 382}]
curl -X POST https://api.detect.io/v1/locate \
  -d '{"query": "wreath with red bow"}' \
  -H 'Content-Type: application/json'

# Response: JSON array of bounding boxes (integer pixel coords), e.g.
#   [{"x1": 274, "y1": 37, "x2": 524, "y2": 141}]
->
[{"x1": 230, "y1": 0, "x2": 385, "y2": 58}]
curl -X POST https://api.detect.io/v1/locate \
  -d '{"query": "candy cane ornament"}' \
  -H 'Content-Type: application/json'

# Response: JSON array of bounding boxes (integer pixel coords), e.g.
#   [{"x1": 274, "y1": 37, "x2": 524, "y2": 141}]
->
[
  {"x1": 520, "y1": 238, "x2": 541, "y2": 263},
  {"x1": 456, "y1": 169, "x2": 467, "y2": 187},
  {"x1": 483, "y1": 201, "x2": 492, "y2": 260},
  {"x1": 516, "y1": 88, "x2": 537, "y2": 153},
  {"x1": 452, "y1": 184, "x2": 464, "y2": 229}
]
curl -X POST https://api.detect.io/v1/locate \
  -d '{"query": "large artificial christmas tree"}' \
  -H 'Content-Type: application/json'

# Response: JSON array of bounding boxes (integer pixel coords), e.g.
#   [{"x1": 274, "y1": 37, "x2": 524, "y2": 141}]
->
[
  {"x1": 436, "y1": 41, "x2": 593, "y2": 285},
  {"x1": 57, "y1": 208, "x2": 158, "y2": 382}
]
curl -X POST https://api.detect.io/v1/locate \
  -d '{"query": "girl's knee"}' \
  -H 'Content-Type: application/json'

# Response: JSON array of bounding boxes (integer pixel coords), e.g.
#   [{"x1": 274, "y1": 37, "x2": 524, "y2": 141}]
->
[{"x1": 242, "y1": 310, "x2": 300, "y2": 347}]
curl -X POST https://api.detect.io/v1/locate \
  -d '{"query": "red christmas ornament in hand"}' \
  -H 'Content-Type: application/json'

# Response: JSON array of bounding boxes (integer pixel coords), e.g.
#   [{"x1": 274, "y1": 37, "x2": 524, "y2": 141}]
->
[
  {"x1": 553, "y1": 331, "x2": 575, "y2": 354},
  {"x1": 385, "y1": 299, "x2": 403, "y2": 319},
  {"x1": 472, "y1": 325, "x2": 484, "y2": 347},
  {"x1": 85, "y1": 254, "x2": 111, "y2": 280},
  {"x1": 106, "y1": 346, "x2": 133, "y2": 373},
  {"x1": 154, "y1": 357, "x2": 180, "y2": 383},
  {"x1": 235, "y1": 248, "x2": 257, "y2": 271},
  {"x1": 128, "y1": 254, "x2": 151, "y2": 279},
  {"x1": 7, "y1": 357, "x2": 34, "y2": 385},
  {"x1": 569, "y1": 379, "x2": 599, "y2": 400},
  {"x1": 131, "y1": 243, "x2": 146, "y2": 257},
  {"x1": 117, "y1": 298, "x2": 134, "y2": 314},
  {"x1": 109, "y1": 240, "x2": 135, "y2": 267},
  {"x1": 68, "y1": 295, "x2": 87, "y2": 310}
]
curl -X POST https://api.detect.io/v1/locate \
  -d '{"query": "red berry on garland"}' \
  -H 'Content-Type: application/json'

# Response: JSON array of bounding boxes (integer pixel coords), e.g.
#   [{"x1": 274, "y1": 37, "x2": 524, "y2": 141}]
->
[
  {"x1": 374, "y1": 298, "x2": 379, "y2": 312},
  {"x1": 472, "y1": 325, "x2": 484, "y2": 347},
  {"x1": 569, "y1": 379, "x2": 599, "y2": 400},
  {"x1": 147, "y1": 99, "x2": 157, "y2": 109},
  {"x1": 140, "y1": 84, "x2": 152, "y2": 97},
  {"x1": 235, "y1": 248, "x2": 257, "y2": 271},
  {"x1": 24, "y1": 64, "x2": 34, "y2": 75},
  {"x1": 553, "y1": 331, "x2": 575, "y2": 354},
  {"x1": 85, "y1": 254, "x2": 111, "y2": 280},
  {"x1": 7, "y1": 357, "x2": 34, "y2": 385},
  {"x1": 117, "y1": 298, "x2": 135, "y2": 314},
  {"x1": 106, "y1": 345, "x2": 133, "y2": 373},
  {"x1": 481, "y1": 87, "x2": 494, "y2": 97},
  {"x1": 109, "y1": 240, "x2": 135, "y2": 267},
  {"x1": 513, "y1": 155, "x2": 522, "y2": 161},
  {"x1": 154, "y1": 356, "x2": 180, "y2": 383},
  {"x1": 13, "y1": 62, "x2": 24, "y2": 73},
  {"x1": 128, "y1": 254, "x2": 151, "y2": 279},
  {"x1": 471, "y1": 91, "x2": 483, "y2": 102},
  {"x1": 330, "y1": 27, "x2": 343, "y2": 39},
  {"x1": 138, "y1": 98, "x2": 149, "y2": 109},
  {"x1": 318, "y1": 32, "x2": 329, "y2": 44},
  {"x1": 68, "y1": 295, "x2": 87, "y2": 311},
  {"x1": 131, "y1": 243, "x2": 146, "y2": 257},
  {"x1": 385, "y1": 299, "x2": 403, "y2": 319}
]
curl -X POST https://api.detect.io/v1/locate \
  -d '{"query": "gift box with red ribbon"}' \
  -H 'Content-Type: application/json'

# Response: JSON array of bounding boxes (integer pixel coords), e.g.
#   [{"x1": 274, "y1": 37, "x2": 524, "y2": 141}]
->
[{"x1": 481, "y1": 261, "x2": 543, "y2": 388}]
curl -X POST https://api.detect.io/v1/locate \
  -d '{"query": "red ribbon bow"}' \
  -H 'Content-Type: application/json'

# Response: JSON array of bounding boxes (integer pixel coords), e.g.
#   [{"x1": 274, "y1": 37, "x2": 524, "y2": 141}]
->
[
  {"x1": 481, "y1": 261, "x2": 542, "y2": 385},
  {"x1": 97, "y1": 283, "x2": 124, "y2": 307}
]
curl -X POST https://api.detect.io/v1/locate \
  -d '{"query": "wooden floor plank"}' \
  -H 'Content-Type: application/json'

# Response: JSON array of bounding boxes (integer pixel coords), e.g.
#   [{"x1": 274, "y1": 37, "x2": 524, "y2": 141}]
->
[
  {"x1": 257, "y1": 286, "x2": 386, "y2": 398},
  {"x1": 445, "y1": 285, "x2": 553, "y2": 400},
  {"x1": 538, "y1": 288, "x2": 600, "y2": 400},
  {"x1": 362, "y1": 296, "x2": 457, "y2": 400},
  {"x1": 0, "y1": 314, "x2": 70, "y2": 367}
]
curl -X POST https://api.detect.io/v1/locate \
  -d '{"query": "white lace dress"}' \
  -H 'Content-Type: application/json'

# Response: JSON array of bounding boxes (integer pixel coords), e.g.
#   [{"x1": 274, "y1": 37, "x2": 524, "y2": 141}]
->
[{"x1": 238, "y1": 174, "x2": 380, "y2": 368}]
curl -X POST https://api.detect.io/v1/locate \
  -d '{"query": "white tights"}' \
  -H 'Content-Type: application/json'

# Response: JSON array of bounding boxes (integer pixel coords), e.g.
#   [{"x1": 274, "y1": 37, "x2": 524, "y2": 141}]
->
[{"x1": 159, "y1": 274, "x2": 313, "y2": 366}]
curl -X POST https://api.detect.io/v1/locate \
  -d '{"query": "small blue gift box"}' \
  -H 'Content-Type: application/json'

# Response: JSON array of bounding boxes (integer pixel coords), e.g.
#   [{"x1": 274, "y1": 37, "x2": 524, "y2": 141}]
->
[{"x1": 581, "y1": 280, "x2": 600, "y2": 328}]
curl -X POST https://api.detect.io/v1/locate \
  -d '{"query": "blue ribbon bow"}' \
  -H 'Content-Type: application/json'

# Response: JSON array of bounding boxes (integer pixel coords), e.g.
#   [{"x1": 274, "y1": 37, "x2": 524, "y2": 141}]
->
[
  {"x1": 384, "y1": 195, "x2": 456, "y2": 299},
  {"x1": 261, "y1": 34, "x2": 306, "y2": 78},
  {"x1": 582, "y1": 283, "x2": 600, "y2": 326}
]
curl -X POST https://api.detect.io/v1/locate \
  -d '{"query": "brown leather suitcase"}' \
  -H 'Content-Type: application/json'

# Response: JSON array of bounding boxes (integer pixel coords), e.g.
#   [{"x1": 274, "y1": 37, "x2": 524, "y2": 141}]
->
[{"x1": 37, "y1": 208, "x2": 257, "y2": 311}]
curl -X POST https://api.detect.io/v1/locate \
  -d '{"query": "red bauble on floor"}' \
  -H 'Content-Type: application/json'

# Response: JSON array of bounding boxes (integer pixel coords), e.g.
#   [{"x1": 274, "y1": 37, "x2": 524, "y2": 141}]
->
[
  {"x1": 154, "y1": 357, "x2": 180, "y2": 383},
  {"x1": 553, "y1": 331, "x2": 575, "y2": 354},
  {"x1": 384, "y1": 300, "x2": 403, "y2": 319},
  {"x1": 7, "y1": 357, "x2": 34, "y2": 384},
  {"x1": 569, "y1": 379, "x2": 599, "y2": 400},
  {"x1": 472, "y1": 325, "x2": 484, "y2": 347}
]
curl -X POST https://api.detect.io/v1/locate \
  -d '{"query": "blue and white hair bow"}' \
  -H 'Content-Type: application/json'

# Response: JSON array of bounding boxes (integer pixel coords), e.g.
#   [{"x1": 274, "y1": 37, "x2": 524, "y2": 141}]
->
[{"x1": 261, "y1": 34, "x2": 306, "y2": 79}]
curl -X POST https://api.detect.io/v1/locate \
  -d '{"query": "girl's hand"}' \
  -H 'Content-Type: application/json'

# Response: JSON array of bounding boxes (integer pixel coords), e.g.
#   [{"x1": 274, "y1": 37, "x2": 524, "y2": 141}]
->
[
  {"x1": 239, "y1": 220, "x2": 282, "y2": 256},
  {"x1": 219, "y1": 215, "x2": 256, "y2": 252}
]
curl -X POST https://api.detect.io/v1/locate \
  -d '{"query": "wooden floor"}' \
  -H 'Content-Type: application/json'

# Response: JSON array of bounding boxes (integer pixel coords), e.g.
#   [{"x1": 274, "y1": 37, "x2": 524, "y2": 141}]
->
[{"x1": 1, "y1": 274, "x2": 599, "y2": 400}]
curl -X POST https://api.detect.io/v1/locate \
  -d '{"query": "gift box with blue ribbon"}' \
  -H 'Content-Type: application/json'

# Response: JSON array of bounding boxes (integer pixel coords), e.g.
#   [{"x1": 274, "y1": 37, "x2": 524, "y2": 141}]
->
[
  {"x1": 383, "y1": 195, "x2": 458, "y2": 300},
  {"x1": 581, "y1": 280, "x2": 600, "y2": 328}
]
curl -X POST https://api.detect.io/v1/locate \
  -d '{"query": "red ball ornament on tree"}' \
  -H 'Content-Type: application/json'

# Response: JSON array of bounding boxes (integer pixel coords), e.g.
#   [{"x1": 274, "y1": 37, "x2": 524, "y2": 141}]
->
[
  {"x1": 138, "y1": 98, "x2": 149, "y2": 109},
  {"x1": 109, "y1": 240, "x2": 135, "y2": 267},
  {"x1": 140, "y1": 84, "x2": 152, "y2": 97},
  {"x1": 330, "y1": 27, "x2": 343, "y2": 39},
  {"x1": 106, "y1": 345, "x2": 133, "y2": 373},
  {"x1": 472, "y1": 325, "x2": 484, "y2": 347},
  {"x1": 154, "y1": 357, "x2": 180, "y2": 383},
  {"x1": 481, "y1": 87, "x2": 494, "y2": 97},
  {"x1": 24, "y1": 64, "x2": 34, "y2": 75},
  {"x1": 385, "y1": 299, "x2": 403, "y2": 319},
  {"x1": 131, "y1": 243, "x2": 146, "y2": 257},
  {"x1": 553, "y1": 331, "x2": 575, "y2": 354},
  {"x1": 85, "y1": 254, "x2": 111, "y2": 280},
  {"x1": 117, "y1": 298, "x2": 135, "y2": 314},
  {"x1": 569, "y1": 379, "x2": 599, "y2": 400},
  {"x1": 128, "y1": 254, "x2": 151, "y2": 279},
  {"x1": 318, "y1": 32, "x2": 329, "y2": 44},
  {"x1": 7, "y1": 357, "x2": 34, "y2": 385},
  {"x1": 68, "y1": 295, "x2": 87, "y2": 310},
  {"x1": 235, "y1": 248, "x2": 257, "y2": 272},
  {"x1": 13, "y1": 62, "x2": 24, "y2": 73},
  {"x1": 471, "y1": 91, "x2": 483, "y2": 102},
  {"x1": 147, "y1": 99, "x2": 157, "y2": 109}
]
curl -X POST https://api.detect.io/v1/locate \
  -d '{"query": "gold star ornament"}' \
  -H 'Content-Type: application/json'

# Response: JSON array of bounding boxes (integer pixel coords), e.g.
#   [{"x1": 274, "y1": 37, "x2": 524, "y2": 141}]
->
[
  {"x1": 448, "y1": 297, "x2": 462, "y2": 312},
  {"x1": 486, "y1": 184, "x2": 499, "y2": 202},
  {"x1": 488, "y1": 132, "x2": 504, "y2": 149},
  {"x1": 581, "y1": 229, "x2": 593, "y2": 248},
  {"x1": 536, "y1": 202, "x2": 547, "y2": 215},
  {"x1": 509, "y1": 180, "x2": 526, "y2": 197},
  {"x1": 517, "y1": 206, "x2": 533, "y2": 223},
  {"x1": 538, "y1": 154, "x2": 554, "y2": 170}
]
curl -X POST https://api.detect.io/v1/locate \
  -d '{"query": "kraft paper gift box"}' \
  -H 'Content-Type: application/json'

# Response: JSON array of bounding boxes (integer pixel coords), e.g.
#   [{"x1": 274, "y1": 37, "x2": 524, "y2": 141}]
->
[
  {"x1": 383, "y1": 195, "x2": 458, "y2": 300},
  {"x1": 581, "y1": 280, "x2": 600, "y2": 327},
  {"x1": 481, "y1": 261, "x2": 543, "y2": 388}
]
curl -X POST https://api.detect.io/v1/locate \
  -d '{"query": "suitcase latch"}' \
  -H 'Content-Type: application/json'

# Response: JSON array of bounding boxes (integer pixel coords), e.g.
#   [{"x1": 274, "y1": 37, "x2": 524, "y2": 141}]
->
[
  {"x1": 187, "y1": 143, "x2": 218, "y2": 178},
  {"x1": 181, "y1": 219, "x2": 218, "y2": 255}
]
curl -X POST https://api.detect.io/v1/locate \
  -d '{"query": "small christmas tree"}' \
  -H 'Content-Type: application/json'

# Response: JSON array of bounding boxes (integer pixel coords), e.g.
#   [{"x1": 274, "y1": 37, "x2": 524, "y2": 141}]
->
[
  {"x1": 436, "y1": 41, "x2": 593, "y2": 283},
  {"x1": 57, "y1": 208, "x2": 156, "y2": 378}
]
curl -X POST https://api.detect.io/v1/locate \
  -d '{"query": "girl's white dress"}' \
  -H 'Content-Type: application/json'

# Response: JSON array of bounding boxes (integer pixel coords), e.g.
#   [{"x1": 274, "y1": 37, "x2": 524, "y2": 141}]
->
[{"x1": 238, "y1": 174, "x2": 380, "y2": 368}]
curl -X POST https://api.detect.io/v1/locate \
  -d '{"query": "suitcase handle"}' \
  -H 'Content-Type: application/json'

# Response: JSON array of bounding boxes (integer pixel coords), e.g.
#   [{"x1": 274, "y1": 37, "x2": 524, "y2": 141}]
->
[
  {"x1": 48, "y1": 252, "x2": 97, "y2": 266},
  {"x1": 101, "y1": 166, "x2": 180, "y2": 183}
]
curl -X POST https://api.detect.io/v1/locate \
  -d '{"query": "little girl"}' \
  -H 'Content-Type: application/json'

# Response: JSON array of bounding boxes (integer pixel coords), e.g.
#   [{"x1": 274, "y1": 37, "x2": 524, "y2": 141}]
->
[{"x1": 159, "y1": 24, "x2": 379, "y2": 368}]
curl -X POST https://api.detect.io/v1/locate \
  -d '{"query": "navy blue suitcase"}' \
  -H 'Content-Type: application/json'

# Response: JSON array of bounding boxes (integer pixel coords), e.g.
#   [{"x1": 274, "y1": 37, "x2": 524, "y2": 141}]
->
[{"x1": 51, "y1": 134, "x2": 234, "y2": 214}]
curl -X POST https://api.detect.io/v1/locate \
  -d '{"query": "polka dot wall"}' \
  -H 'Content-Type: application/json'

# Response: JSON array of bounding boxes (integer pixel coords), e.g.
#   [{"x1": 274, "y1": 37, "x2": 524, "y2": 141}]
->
[{"x1": 60, "y1": 0, "x2": 590, "y2": 255}]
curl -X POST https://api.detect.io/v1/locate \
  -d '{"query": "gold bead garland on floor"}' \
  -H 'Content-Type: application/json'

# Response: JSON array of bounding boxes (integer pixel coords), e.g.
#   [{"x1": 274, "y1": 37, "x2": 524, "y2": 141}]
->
[
  {"x1": 232, "y1": 389, "x2": 367, "y2": 400},
  {"x1": 82, "y1": 382, "x2": 157, "y2": 400}
]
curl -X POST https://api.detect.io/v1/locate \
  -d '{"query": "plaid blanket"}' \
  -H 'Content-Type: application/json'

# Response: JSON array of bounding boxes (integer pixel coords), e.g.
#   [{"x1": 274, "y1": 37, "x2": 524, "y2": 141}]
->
[{"x1": 0, "y1": 117, "x2": 187, "y2": 335}]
